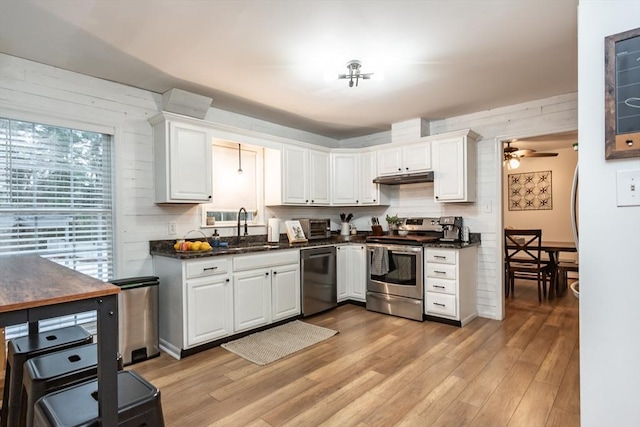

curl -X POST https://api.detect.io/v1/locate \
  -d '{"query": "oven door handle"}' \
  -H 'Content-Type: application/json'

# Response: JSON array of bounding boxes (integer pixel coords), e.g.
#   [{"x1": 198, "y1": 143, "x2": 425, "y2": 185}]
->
[{"x1": 366, "y1": 244, "x2": 422, "y2": 254}]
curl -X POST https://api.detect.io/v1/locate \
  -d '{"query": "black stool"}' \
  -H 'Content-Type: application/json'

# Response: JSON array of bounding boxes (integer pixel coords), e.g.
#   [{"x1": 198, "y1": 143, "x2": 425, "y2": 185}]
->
[
  {"x1": 32, "y1": 370, "x2": 164, "y2": 427},
  {"x1": 1, "y1": 326, "x2": 93, "y2": 427},
  {"x1": 20, "y1": 343, "x2": 124, "y2": 427}
]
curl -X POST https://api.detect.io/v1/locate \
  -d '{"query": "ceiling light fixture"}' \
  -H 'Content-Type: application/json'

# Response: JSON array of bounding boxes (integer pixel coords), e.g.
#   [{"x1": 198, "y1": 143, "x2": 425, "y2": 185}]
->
[
  {"x1": 338, "y1": 60, "x2": 374, "y2": 87},
  {"x1": 237, "y1": 144, "x2": 243, "y2": 174},
  {"x1": 508, "y1": 156, "x2": 520, "y2": 169}
]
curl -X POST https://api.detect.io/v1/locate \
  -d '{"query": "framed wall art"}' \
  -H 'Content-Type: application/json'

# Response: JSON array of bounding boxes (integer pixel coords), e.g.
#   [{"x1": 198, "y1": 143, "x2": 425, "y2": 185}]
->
[
  {"x1": 508, "y1": 170, "x2": 552, "y2": 211},
  {"x1": 605, "y1": 27, "x2": 640, "y2": 160}
]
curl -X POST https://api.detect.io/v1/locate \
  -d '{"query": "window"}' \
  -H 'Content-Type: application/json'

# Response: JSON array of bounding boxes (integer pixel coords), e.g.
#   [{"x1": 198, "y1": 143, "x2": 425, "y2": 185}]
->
[
  {"x1": 201, "y1": 141, "x2": 263, "y2": 227},
  {"x1": 0, "y1": 117, "x2": 114, "y2": 339}
]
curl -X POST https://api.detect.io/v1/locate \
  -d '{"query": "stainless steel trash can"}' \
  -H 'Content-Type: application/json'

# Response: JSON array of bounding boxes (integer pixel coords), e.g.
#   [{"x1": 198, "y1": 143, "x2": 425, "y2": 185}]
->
[{"x1": 110, "y1": 276, "x2": 160, "y2": 366}]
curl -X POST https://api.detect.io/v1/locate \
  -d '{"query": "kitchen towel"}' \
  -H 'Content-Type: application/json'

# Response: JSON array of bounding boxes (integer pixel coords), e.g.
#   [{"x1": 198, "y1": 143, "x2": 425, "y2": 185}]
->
[
  {"x1": 371, "y1": 247, "x2": 389, "y2": 276},
  {"x1": 267, "y1": 218, "x2": 280, "y2": 242}
]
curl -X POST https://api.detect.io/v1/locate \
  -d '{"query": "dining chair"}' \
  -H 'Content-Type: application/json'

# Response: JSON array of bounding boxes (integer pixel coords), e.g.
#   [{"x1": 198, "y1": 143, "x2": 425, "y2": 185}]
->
[{"x1": 504, "y1": 229, "x2": 552, "y2": 302}]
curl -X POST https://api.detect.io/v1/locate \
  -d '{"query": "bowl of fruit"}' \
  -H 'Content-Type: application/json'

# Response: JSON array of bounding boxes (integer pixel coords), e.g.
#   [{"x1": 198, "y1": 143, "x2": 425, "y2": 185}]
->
[{"x1": 174, "y1": 230, "x2": 212, "y2": 252}]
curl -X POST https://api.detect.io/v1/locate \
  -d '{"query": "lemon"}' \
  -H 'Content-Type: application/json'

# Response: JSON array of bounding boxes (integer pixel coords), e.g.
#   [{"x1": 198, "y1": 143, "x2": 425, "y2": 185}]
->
[
  {"x1": 174, "y1": 242, "x2": 181, "y2": 251},
  {"x1": 191, "y1": 241, "x2": 202, "y2": 251},
  {"x1": 200, "y1": 242, "x2": 211, "y2": 251}
]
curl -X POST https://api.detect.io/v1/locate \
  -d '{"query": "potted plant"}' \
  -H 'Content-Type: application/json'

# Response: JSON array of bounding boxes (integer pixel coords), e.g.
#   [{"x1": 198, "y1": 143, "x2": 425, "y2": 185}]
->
[{"x1": 385, "y1": 214, "x2": 399, "y2": 234}]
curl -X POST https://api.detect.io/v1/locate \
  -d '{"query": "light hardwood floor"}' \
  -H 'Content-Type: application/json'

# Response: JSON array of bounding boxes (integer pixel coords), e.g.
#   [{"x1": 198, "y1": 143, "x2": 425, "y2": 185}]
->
[{"x1": 128, "y1": 280, "x2": 579, "y2": 427}]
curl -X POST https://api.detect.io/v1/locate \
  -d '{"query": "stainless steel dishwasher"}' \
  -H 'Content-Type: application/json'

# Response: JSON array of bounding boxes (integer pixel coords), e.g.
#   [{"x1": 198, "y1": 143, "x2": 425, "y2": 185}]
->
[{"x1": 301, "y1": 246, "x2": 337, "y2": 316}]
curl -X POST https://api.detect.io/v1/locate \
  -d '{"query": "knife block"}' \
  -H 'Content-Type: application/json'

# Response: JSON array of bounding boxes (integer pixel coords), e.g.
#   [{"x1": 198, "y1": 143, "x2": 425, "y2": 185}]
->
[{"x1": 371, "y1": 225, "x2": 384, "y2": 236}]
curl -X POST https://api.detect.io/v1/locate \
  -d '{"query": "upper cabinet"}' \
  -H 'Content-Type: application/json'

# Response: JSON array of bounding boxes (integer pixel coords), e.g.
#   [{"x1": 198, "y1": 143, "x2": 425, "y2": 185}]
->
[
  {"x1": 150, "y1": 114, "x2": 212, "y2": 204},
  {"x1": 330, "y1": 151, "x2": 389, "y2": 206},
  {"x1": 432, "y1": 130, "x2": 478, "y2": 203},
  {"x1": 265, "y1": 145, "x2": 330, "y2": 206},
  {"x1": 377, "y1": 138, "x2": 431, "y2": 176}
]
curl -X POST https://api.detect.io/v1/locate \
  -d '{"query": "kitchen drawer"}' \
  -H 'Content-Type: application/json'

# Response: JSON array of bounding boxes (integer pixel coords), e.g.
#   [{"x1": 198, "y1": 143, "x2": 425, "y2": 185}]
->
[
  {"x1": 425, "y1": 292, "x2": 457, "y2": 317},
  {"x1": 426, "y1": 263, "x2": 456, "y2": 280},
  {"x1": 186, "y1": 257, "x2": 229, "y2": 279},
  {"x1": 426, "y1": 278, "x2": 456, "y2": 295},
  {"x1": 233, "y1": 249, "x2": 299, "y2": 272},
  {"x1": 425, "y1": 249, "x2": 457, "y2": 265}
]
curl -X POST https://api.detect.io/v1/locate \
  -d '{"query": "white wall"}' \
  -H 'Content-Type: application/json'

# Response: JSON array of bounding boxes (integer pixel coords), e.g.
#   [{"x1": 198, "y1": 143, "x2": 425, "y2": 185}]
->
[{"x1": 578, "y1": 2, "x2": 640, "y2": 425}]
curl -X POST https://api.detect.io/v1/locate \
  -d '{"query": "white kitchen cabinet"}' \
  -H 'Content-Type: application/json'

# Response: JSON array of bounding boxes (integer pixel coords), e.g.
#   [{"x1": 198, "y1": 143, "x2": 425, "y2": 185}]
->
[
  {"x1": 233, "y1": 250, "x2": 300, "y2": 332},
  {"x1": 271, "y1": 263, "x2": 301, "y2": 321},
  {"x1": 154, "y1": 256, "x2": 232, "y2": 358},
  {"x1": 233, "y1": 268, "x2": 272, "y2": 332},
  {"x1": 186, "y1": 274, "x2": 232, "y2": 346},
  {"x1": 267, "y1": 145, "x2": 330, "y2": 205},
  {"x1": 377, "y1": 139, "x2": 431, "y2": 176},
  {"x1": 432, "y1": 130, "x2": 478, "y2": 203},
  {"x1": 331, "y1": 152, "x2": 359, "y2": 205},
  {"x1": 424, "y1": 247, "x2": 478, "y2": 326},
  {"x1": 331, "y1": 150, "x2": 389, "y2": 206},
  {"x1": 150, "y1": 113, "x2": 213, "y2": 203},
  {"x1": 336, "y1": 244, "x2": 367, "y2": 302}
]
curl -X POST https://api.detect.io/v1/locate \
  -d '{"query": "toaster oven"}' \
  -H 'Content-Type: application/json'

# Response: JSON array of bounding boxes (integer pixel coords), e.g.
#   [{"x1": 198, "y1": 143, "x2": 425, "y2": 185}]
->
[{"x1": 295, "y1": 218, "x2": 331, "y2": 240}]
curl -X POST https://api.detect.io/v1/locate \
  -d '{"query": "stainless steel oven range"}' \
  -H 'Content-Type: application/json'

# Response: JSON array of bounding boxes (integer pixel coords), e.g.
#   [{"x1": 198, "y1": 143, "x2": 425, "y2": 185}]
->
[{"x1": 365, "y1": 217, "x2": 442, "y2": 321}]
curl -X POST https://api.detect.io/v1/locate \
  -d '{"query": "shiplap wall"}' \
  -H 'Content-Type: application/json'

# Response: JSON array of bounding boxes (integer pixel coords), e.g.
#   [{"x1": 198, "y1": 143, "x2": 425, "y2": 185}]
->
[{"x1": 0, "y1": 53, "x2": 577, "y2": 320}]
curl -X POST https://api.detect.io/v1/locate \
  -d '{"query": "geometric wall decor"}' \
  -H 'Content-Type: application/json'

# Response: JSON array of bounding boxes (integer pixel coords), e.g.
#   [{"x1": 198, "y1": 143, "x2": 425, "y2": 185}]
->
[{"x1": 508, "y1": 170, "x2": 553, "y2": 211}]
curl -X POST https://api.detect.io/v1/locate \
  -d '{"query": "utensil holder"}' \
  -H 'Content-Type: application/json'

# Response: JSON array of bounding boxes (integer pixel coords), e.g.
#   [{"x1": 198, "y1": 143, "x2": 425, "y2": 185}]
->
[{"x1": 371, "y1": 225, "x2": 383, "y2": 236}]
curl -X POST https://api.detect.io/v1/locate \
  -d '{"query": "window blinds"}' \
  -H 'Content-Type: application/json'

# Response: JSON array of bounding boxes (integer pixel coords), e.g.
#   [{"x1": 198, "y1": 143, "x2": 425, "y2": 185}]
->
[{"x1": 0, "y1": 118, "x2": 114, "y2": 339}]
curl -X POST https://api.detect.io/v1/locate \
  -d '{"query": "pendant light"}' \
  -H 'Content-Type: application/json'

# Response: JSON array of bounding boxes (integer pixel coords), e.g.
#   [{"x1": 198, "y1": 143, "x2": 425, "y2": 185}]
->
[{"x1": 237, "y1": 143, "x2": 243, "y2": 174}]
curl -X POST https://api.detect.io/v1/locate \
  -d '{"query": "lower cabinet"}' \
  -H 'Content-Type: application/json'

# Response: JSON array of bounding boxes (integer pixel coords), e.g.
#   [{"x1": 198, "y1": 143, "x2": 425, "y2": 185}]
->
[
  {"x1": 232, "y1": 250, "x2": 301, "y2": 333},
  {"x1": 153, "y1": 249, "x2": 300, "y2": 359},
  {"x1": 337, "y1": 244, "x2": 367, "y2": 302},
  {"x1": 186, "y1": 274, "x2": 233, "y2": 346},
  {"x1": 424, "y1": 247, "x2": 478, "y2": 326}
]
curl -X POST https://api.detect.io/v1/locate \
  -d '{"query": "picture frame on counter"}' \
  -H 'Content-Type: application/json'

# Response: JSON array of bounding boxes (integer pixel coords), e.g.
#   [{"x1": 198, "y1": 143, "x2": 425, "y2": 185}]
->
[{"x1": 285, "y1": 220, "x2": 308, "y2": 243}]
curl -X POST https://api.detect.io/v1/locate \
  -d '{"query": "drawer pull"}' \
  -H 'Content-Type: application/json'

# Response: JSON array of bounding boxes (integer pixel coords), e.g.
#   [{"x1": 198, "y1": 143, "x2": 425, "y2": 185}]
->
[
  {"x1": 203, "y1": 267, "x2": 218, "y2": 271},
  {"x1": 434, "y1": 270, "x2": 447, "y2": 274},
  {"x1": 434, "y1": 285, "x2": 445, "y2": 289},
  {"x1": 434, "y1": 302, "x2": 446, "y2": 307},
  {"x1": 434, "y1": 255, "x2": 446, "y2": 259}
]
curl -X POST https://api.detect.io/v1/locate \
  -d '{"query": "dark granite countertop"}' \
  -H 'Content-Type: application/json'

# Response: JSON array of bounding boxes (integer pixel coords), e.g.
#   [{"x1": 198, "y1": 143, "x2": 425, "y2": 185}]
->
[
  {"x1": 150, "y1": 232, "x2": 480, "y2": 259},
  {"x1": 150, "y1": 233, "x2": 368, "y2": 259}
]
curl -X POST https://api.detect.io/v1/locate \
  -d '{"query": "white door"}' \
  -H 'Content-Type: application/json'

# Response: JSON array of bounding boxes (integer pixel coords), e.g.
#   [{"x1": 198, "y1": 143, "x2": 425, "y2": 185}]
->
[
  {"x1": 377, "y1": 146, "x2": 403, "y2": 175},
  {"x1": 350, "y1": 245, "x2": 367, "y2": 301},
  {"x1": 271, "y1": 264, "x2": 301, "y2": 321},
  {"x1": 336, "y1": 246, "x2": 349, "y2": 302},
  {"x1": 402, "y1": 140, "x2": 431, "y2": 173},
  {"x1": 282, "y1": 146, "x2": 309, "y2": 204},
  {"x1": 433, "y1": 136, "x2": 465, "y2": 201},
  {"x1": 186, "y1": 275, "x2": 232, "y2": 347},
  {"x1": 169, "y1": 122, "x2": 212, "y2": 201},
  {"x1": 309, "y1": 150, "x2": 330, "y2": 205},
  {"x1": 233, "y1": 269, "x2": 271, "y2": 332},
  {"x1": 331, "y1": 152, "x2": 359, "y2": 205},
  {"x1": 359, "y1": 151, "x2": 378, "y2": 204}
]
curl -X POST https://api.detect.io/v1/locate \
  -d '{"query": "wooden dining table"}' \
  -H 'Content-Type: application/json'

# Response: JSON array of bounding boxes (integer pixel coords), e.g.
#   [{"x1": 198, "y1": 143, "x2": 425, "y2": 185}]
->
[
  {"x1": 0, "y1": 254, "x2": 120, "y2": 426},
  {"x1": 506, "y1": 240, "x2": 577, "y2": 299}
]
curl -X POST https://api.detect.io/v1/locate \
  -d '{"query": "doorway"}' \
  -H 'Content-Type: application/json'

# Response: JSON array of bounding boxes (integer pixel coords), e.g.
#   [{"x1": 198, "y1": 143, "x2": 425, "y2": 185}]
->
[{"x1": 499, "y1": 130, "x2": 579, "y2": 307}]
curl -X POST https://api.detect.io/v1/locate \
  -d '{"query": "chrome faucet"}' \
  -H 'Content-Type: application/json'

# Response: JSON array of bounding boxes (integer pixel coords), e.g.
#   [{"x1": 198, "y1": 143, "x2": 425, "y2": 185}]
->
[{"x1": 237, "y1": 207, "x2": 248, "y2": 245}]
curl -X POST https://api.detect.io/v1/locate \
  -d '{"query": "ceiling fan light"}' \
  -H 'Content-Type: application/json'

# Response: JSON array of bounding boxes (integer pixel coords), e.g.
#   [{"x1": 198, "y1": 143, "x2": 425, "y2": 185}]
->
[{"x1": 508, "y1": 157, "x2": 520, "y2": 169}]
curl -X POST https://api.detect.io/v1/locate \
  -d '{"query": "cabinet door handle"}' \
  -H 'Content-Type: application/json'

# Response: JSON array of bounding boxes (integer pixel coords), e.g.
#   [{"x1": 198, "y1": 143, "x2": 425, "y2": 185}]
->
[
  {"x1": 203, "y1": 267, "x2": 218, "y2": 271},
  {"x1": 311, "y1": 200, "x2": 314, "y2": 203},
  {"x1": 265, "y1": 272, "x2": 269, "y2": 276},
  {"x1": 405, "y1": 167, "x2": 409, "y2": 171},
  {"x1": 225, "y1": 278, "x2": 230, "y2": 282},
  {"x1": 397, "y1": 168, "x2": 402, "y2": 171},
  {"x1": 208, "y1": 195, "x2": 212, "y2": 199},
  {"x1": 273, "y1": 271, "x2": 277, "y2": 275}
]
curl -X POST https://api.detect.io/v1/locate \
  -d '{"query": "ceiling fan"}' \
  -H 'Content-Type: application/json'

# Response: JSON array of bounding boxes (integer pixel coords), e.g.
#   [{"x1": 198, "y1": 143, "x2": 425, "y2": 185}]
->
[{"x1": 503, "y1": 141, "x2": 558, "y2": 169}]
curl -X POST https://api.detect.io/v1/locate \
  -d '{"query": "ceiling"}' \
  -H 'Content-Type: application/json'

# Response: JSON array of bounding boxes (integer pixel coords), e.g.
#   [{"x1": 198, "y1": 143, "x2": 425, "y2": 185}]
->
[{"x1": 0, "y1": 0, "x2": 578, "y2": 140}]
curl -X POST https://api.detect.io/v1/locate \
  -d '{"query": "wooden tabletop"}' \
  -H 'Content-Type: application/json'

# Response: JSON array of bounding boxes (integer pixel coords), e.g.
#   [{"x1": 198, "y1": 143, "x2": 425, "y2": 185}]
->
[
  {"x1": 0, "y1": 254, "x2": 120, "y2": 313},
  {"x1": 539, "y1": 241, "x2": 577, "y2": 252}
]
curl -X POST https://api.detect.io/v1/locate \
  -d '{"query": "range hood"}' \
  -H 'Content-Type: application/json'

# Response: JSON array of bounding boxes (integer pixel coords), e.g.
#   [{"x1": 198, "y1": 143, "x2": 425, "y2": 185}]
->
[{"x1": 372, "y1": 171, "x2": 434, "y2": 185}]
